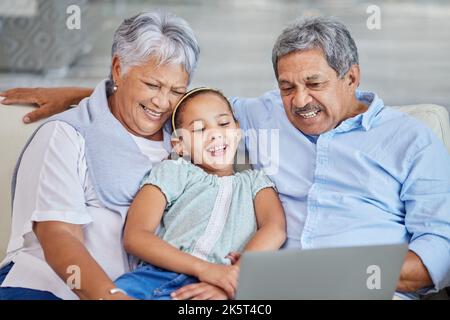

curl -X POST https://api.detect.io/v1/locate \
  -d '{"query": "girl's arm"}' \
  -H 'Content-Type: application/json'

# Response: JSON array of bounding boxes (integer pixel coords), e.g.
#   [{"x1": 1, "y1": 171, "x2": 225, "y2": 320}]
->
[
  {"x1": 234, "y1": 187, "x2": 287, "y2": 265},
  {"x1": 172, "y1": 187, "x2": 286, "y2": 300},
  {"x1": 123, "y1": 184, "x2": 238, "y2": 297}
]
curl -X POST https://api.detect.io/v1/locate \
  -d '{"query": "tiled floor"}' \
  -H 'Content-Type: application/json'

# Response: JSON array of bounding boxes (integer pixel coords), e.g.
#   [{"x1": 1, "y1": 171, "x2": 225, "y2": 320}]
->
[{"x1": 1, "y1": 0, "x2": 449, "y2": 111}]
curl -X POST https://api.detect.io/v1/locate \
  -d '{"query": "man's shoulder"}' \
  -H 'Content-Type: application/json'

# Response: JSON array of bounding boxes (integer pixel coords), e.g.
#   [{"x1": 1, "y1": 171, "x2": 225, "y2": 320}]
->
[
  {"x1": 371, "y1": 106, "x2": 441, "y2": 152},
  {"x1": 231, "y1": 89, "x2": 282, "y2": 111},
  {"x1": 378, "y1": 106, "x2": 437, "y2": 137},
  {"x1": 230, "y1": 90, "x2": 284, "y2": 127}
]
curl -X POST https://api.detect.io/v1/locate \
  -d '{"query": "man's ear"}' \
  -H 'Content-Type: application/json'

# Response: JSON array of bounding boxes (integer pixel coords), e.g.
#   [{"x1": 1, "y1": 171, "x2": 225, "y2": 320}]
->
[{"x1": 345, "y1": 64, "x2": 361, "y2": 89}]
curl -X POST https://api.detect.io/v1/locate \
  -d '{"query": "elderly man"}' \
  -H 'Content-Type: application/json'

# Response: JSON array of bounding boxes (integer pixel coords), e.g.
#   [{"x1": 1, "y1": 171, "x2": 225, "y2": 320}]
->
[
  {"x1": 229, "y1": 17, "x2": 450, "y2": 299},
  {"x1": 1, "y1": 17, "x2": 450, "y2": 300}
]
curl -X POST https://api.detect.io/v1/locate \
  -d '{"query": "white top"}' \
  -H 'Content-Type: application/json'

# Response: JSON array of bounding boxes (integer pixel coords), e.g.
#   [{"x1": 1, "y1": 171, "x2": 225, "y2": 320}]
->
[{"x1": 0, "y1": 121, "x2": 169, "y2": 299}]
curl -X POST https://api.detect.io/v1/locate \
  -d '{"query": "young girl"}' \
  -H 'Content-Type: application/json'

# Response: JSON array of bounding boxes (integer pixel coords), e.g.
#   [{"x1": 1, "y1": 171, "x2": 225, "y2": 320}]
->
[{"x1": 114, "y1": 87, "x2": 286, "y2": 300}]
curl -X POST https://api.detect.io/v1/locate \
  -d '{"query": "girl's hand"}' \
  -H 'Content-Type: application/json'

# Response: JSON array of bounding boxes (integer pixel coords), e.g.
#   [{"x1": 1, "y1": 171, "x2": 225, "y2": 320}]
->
[
  {"x1": 101, "y1": 292, "x2": 136, "y2": 300},
  {"x1": 171, "y1": 282, "x2": 229, "y2": 300},
  {"x1": 225, "y1": 251, "x2": 241, "y2": 265},
  {"x1": 196, "y1": 262, "x2": 239, "y2": 298}
]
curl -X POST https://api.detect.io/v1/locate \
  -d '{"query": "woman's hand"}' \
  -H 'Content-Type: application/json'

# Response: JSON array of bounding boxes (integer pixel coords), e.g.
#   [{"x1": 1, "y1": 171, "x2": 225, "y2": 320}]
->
[
  {"x1": 0, "y1": 87, "x2": 92, "y2": 123},
  {"x1": 195, "y1": 262, "x2": 239, "y2": 298},
  {"x1": 171, "y1": 282, "x2": 229, "y2": 300}
]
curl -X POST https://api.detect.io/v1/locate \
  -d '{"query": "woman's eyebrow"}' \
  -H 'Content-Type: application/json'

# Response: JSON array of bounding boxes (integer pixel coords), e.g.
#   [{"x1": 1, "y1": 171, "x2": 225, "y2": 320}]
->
[
  {"x1": 146, "y1": 76, "x2": 161, "y2": 84},
  {"x1": 146, "y1": 77, "x2": 186, "y2": 90}
]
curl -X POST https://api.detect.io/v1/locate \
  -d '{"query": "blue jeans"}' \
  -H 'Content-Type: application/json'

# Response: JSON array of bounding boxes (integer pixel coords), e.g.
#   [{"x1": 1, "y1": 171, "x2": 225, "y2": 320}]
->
[
  {"x1": 114, "y1": 263, "x2": 198, "y2": 300},
  {"x1": 0, "y1": 262, "x2": 61, "y2": 300}
]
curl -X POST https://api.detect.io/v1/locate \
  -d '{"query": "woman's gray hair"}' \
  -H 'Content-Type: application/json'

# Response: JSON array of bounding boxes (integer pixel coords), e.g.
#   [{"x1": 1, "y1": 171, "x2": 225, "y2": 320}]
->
[
  {"x1": 106, "y1": 11, "x2": 200, "y2": 95},
  {"x1": 272, "y1": 17, "x2": 359, "y2": 78}
]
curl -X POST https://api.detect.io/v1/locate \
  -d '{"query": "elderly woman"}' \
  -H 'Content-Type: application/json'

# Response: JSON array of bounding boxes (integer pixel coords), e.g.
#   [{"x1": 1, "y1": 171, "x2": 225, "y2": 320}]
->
[{"x1": 0, "y1": 11, "x2": 200, "y2": 300}]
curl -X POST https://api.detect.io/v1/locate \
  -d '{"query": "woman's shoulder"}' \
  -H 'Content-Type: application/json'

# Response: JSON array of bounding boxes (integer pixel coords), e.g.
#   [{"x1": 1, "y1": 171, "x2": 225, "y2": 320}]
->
[{"x1": 33, "y1": 120, "x2": 84, "y2": 148}]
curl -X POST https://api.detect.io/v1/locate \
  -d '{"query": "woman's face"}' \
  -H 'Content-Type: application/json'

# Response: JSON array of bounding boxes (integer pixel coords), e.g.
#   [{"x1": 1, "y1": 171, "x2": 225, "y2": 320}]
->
[
  {"x1": 176, "y1": 93, "x2": 242, "y2": 176},
  {"x1": 111, "y1": 56, "x2": 189, "y2": 140}
]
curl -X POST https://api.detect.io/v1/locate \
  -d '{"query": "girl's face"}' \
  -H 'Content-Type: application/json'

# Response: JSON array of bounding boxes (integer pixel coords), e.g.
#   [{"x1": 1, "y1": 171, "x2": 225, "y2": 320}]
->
[{"x1": 175, "y1": 93, "x2": 241, "y2": 176}]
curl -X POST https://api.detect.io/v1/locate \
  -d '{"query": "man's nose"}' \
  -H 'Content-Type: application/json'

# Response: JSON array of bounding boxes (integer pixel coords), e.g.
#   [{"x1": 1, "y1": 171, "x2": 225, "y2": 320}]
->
[{"x1": 292, "y1": 89, "x2": 313, "y2": 108}]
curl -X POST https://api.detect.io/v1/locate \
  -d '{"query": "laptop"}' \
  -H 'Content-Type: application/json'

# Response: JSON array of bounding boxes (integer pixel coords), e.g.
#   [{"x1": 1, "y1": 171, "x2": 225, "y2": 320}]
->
[{"x1": 236, "y1": 243, "x2": 408, "y2": 300}]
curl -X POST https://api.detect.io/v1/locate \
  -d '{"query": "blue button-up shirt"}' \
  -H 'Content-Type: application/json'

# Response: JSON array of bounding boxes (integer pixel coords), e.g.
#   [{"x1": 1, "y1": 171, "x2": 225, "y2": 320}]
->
[{"x1": 231, "y1": 90, "x2": 450, "y2": 292}]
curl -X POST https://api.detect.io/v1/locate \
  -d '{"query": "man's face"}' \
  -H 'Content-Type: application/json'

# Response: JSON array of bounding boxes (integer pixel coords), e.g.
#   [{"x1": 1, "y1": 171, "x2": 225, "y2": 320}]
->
[{"x1": 277, "y1": 48, "x2": 357, "y2": 135}]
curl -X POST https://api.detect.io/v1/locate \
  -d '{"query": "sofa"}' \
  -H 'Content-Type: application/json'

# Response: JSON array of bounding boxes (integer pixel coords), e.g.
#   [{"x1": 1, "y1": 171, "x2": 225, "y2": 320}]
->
[{"x1": 0, "y1": 101, "x2": 449, "y2": 296}]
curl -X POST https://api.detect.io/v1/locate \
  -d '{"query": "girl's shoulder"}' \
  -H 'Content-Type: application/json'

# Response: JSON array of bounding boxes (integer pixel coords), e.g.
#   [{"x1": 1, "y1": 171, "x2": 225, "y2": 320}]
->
[
  {"x1": 149, "y1": 157, "x2": 209, "y2": 184},
  {"x1": 233, "y1": 168, "x2": 276, "y2": 195},
  {"x1": 152, "y1": 157, "x2": 197, "y2": 173}
]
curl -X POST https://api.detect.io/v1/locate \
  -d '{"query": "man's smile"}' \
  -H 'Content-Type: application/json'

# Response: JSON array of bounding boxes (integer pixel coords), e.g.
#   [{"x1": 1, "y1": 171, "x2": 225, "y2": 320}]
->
[{"x1": 293, "y1": 105, "x2": 323, "y2": 119}]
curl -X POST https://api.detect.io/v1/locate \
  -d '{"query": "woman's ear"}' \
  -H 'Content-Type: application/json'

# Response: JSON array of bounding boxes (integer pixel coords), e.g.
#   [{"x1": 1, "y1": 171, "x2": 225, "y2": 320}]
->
[{"x1": 111, "y1": 55, "x2": 123, "y2": 86}]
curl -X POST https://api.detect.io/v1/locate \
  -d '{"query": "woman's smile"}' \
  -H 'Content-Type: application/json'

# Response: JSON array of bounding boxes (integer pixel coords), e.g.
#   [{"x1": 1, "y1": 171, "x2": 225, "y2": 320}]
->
[{"x1": 140, "y1": 103, "x2": 164, "y2": 121}]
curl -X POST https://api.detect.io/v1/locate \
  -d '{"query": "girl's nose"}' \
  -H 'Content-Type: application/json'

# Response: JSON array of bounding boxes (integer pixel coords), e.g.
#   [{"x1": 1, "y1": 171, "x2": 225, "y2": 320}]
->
[{"x1": 209, "y1": 130, "x2": 224, "y2": 141}]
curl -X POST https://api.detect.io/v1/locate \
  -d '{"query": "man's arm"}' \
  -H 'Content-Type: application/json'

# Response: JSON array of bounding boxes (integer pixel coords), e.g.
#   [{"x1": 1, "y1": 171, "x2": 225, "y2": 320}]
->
[
  {"x1": 397, "y1": 251, "x2": 433, "y2": 292},
  {"x1": 0, "y1": 87, "x2": 92, "y2": 123},
  {"x1": 399, "y1": 137, "x2": 450, "y2": 293}
]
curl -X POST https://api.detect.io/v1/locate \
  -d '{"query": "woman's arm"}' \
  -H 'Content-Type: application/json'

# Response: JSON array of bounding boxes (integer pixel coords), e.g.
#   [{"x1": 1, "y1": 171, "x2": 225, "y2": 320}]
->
[
  {"x1": 34, "y1": 221, "x2": 131, "y2": 300},
  {"x1": 0, "y1": 87, "x2": 93, "y2": 123},
  {"x1": 124, "y1": 184, "x2": 238, "y2": 297}
]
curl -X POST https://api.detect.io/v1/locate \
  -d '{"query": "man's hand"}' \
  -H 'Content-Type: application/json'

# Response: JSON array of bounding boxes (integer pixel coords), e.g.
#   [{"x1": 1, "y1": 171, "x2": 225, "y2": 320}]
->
[
  {"x1": 0, "y1": 87, "x2": 92, "y2": 123},
  {"x1": 397, "y1": 250, "x2": 433, "y2": 292},
  {"x1": 195, "y1": 262, "x2": 239, "y2": 298},
  {"x1": 171, "y1": 282, "x2": 229, "y2": 300}
]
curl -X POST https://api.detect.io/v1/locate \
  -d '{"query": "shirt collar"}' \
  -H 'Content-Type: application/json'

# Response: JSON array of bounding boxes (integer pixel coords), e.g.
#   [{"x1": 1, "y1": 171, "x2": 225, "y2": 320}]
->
[{"x1": 334, "y1": 90, "x2": 385, "y2": 133}]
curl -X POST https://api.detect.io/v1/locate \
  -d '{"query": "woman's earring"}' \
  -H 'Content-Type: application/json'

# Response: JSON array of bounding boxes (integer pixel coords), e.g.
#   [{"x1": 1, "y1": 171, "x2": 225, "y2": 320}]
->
[{"x1": 113, "y1": 83, "x2": 118, "y2": 92}]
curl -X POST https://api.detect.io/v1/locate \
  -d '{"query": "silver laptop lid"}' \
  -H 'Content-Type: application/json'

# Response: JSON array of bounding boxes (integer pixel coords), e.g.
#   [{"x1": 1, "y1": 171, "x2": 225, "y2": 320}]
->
[{"x1": 236, "y1": 243, "x2": 408, "y2": 300}]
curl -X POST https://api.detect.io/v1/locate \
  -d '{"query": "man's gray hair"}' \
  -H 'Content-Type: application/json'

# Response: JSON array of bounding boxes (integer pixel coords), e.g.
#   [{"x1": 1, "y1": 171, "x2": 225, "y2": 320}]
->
[
  {"x1": 272, "y1": 17, "x2": 359, "y2": 78},
  {"x1": 107, "y1": 11, "x2": 200, "y2": 94}
]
